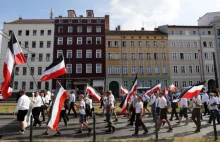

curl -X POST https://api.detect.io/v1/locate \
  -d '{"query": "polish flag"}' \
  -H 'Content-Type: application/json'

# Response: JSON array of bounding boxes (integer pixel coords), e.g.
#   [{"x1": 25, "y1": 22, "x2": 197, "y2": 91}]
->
[
  {"x1": 120, "y1": 86, "x2": 128, "y2": 95},
  {"x1": 40, "y1": 55, "x2": 66, "y2": 82},
  {"x1": 168, "y1": 84, "x2": 177, "y2": 92},
  {"x1": 48, "y1": 82, "x2": 68, "y2": 131},
  {"x1": 86, "y1": 84, "x2": 101, "y2": 102},
  {"x1": 121, "y1": 75, "x2": 137, "y2": 114},
  {"x1": 145, "y1": 83, "x2": 161, "y2": 96}
]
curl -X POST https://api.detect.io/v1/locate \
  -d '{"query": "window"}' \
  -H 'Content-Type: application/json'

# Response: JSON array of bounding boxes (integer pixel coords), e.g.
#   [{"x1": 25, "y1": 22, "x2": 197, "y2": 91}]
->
[
  {"x1": 123, "y1": 66, "x2": 128, "y2": 74},
  {"x1": 57, "y1": 37, "x2": 63, "y2": 45},
  {"x1": 209, "y1": 41, "x2": 213, "y2": 47},
  {"x1": 77, "y1": 26, "x2": 82, "y2": 33},
  {"x1": 38, "y1": 82, "x2": 41, "y2": 89},
  {"x1": 87, "y1": 26, "x2": 92, "y2": 33},
  {"x1": 131, "y1": 66, "x2": 136, "y2": 74},
  {"x1": 154, "y1": 53, "x2": 158, "y2": 60},
  {"x1": 196, "y1": 65, "x2": 200, "y2": 73},
  {"x1": 18, "y1": 30, "x2": 22, "y2": 36},
  {"x1": 108, "y1": 66, "x2": 113, "y2": 74},
  {"x1": 40, "y1": 41, "x2": 44, "y2": 48},
  {"x1": 14, "y1": 82, "x2": 18, "y2": 89},
  {"x1": 30, "y1": 82, "x2": 34, "y2": 90},
  {"x1": 183, "y1": 81, "x2": 187, "y2": 87},
  {"x1": 172, "y1": 53, "x2": 177, "y2": 60},
  {"x1": 48, "y1": 30, "x2": 51, "y2": 35},
  {"x1": 45, "y1": 82, "x2": 49, "y2": 90},
  {"x1": 185, "y1": 31, "x2": 190, "y2": 35},
  {"x1": 148, "y1": 80, "x2": 152, "y2": 87},
  {"x1": 164, "y1": 80, "x2": 168, "y2": 87},
  {"x1": 86, "y1": 37, "x2": 92, "y2": 44},
  {"x1": 155, "y1": 66, "x2": 159, "y2": 74},
  {"x1": 174, "y1": 81, "x2": 179, "y2": 88},
  {"x1": 131, "y1": 53, "x2": 136, "y2": 60},
  {"x1": 202, "y1": 31, "x2": 206, "y2": 35},
  {"x1": 174, "y1": 66, "x2": 178, "y2": 74},
  {"x1": 24, "y1": 54, "x2": 27, "y2": 60},
  {"x1": 188, "y1": 66, "x2": 193, "y2": 73},
  {"x1": 96, "y1": 26, "x2": 101, "y2": 33},
  {"x1": 180, "y1": 53, "x2": 184, "y2": 60},
  {"x1": 179, "y1": 41, "x2": 184, "y2": 47},
  {"x1": 209, "y1": 53, "x2": 213, "y2": 60},
  {"x1": 189, "y1": 81, "x2": 193, "y2": 86},
  {"x1": 153, "y1": 41, "x2": 157, "y2": 47},
  {"x1": 15, "y1": 67, "x2": 19, "y2": 75},
  {"x1": 162, "y1": 66, "x2": 167, "y2": 74},
  {"x1": 96, "y1": 50, "x2": 101, "y2": 58},
  {"x1": 58, "y1": 27, "x2": 63, "y2": 33},
  {"x1": 78, "y1": 19, "x2": 82, "y2": 23},
  {"x1": 162, "y1": 53, "x2": 166, "y2": 60},
  {"x1": 131, "y1": 41, "x2": 135, "y2": 47},
  {"x1": 203, "y1": 41, "x2": 207, "y2": 47},
  {"x1": 96, "y1": 64, "x2": 102, "y2": 73},
  {"x1": 139, "y1": 53, "x2": 143, "y2": 60},
  {"x1": 57, "y1": 50, "x2": 63, "y2": 58},
  {"x1": 206, "y1": 65, "x2": 210, "y2": 73},
  {"x1": 39, "y1": 54, "x2": 43, "y2": 62},
  {"x1": 211, "y1": 65, "x2": 214, "y2": 73},
  {"x1": 66, "y1": 64, "x2": 72, "y2": 74},
  {"x1": 46, "y1": 54, "x2": 50, "y2": 61},
  {"x1": 204, "y1": 53, "x2": 208, "y2": 59},
  {"x1": 208, "y1": 31, "x2": 211, "y2": 35},
  {"x1": 96, "y1": 37, "x2": 101, "y2": 45},
  {"x1": 68, "y1": 26, "x2": 73, "y2": 33},
  {"x1": 139, "y1": 66, "x2": 144, "y2": 74},
  {"x1": 122, "y1": 41, "x2": 127, "y2": 47},
  {"x1": 147, "y1": 66, "x2": 152, "y2": 74},
  {"x1": 122, "y1": 53, "x2": 127, "y2": 60},
  {"x1": 123, "y1": 81, "x2": 128, "y2": 88},
  {"x1": 26, "y1": 30, "x2": 29, "y2": 36},
  {"x1": 115, "y1": 66, "x2": 120, "y2": 74},
  {"x1": 194, "y1": 53, "x2": 199, "y2": 59},
  {"x1": 67, "y1": 50, "x2": 72, "y2": 58},
  {"x1": 138, "y1": 41, "x2": 142, "y2": 47},
  {"x1": 161, "y1": 41, "x2": 165, "y2": 47},
  {"x1": 180, "y1": 66, "x2": 185, "y2": 73},
  {"x1": 114, "y1": 53, "x2": 119, "y2": 59},
  {"x1": 47, "y1": 41, "x2": 51, "y2": 48},
  {"x1": 68, "y1": 19, "x2": 72, "y2": 23},
  {"x1": 146, "y1": 41, "x2": 150, "y2": 47},
  {"x1": 67, "y1": 37, "x2": 73, "y2": 45},
  {"x1": 114, "y1": 41, "x2": 119, "y2": 47},
  {"x1": 171, "y1": 41, "x2": 176, "y2": 47},
  {"x1": 77, "y1": 37, "x2": 82, "y2": 45},
  {"x1": 22, "y1": 82, "x2": 26, "y2": 90},
  {"x1": 31, "y1": 54, "x2": 35, "y2": 61},
  {"x1": 86, "y1": 64, "x2": 92, "y2": 73},
  {"x1": 139, "y1": 81, "x2": 145, "y2": 87},
  {"x1": 146, "y1": 53, "x2": 151, "y2": 60},
  {"x1": 193, "y1": 42, "x2": 198, "y2": 47},
  {"x1": 59, "y1": 19, "x2": 63, "y2": 23},
  {"x1": 86, "y1": 50, "x2": 92, "y2": 58},
  {"x1": 76, "y1": 50, "x2": 82, "y2": 58},
  {"x1": 171, "y1": 30, "x2": 175, "y2": 35},
  {"x1": 33, "y1": 30, "x2": 37, "y2": 36},
  {"x1": 186, "y1": 41, "x2": 190, "y2": 47},
  {"x1": 40, "y1": 30, "x2": 44, "y2": 35},
  {"x1": 186, "y1": 53, "x2": 191, "y2": 60},
  {"x1": 180, "y1": 30, "x2": 183, "y2": 35},
  {"x1": 76, "y1": 64, "x2": 82, "y2": 73},
  {"x1": 38, "y1": 67, "x2": 42, "y2": 75},
  {"x1": 108, "y1": 53, "x2": 113, "y2": 59},
  {"x1": 8, "y1": 30, "x2": 12, "y2": 36},
  {"x1": 25, "y1": 41, "x2": 28, "y2": 48},
  {"x1": 108, "y1": 41, "x2": 112, "y2": 47},
  {"x1": 193, "y1": 31, "x2": 196, "y2": 35}
]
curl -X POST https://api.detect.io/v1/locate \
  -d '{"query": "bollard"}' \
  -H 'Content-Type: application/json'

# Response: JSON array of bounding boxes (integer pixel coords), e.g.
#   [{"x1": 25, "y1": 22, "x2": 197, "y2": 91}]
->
[
  {"x1": 212, "y1": 111, "x2": 217, "y2": 141},
  {"x1": 30, "y1": 115, "x2": 33, "y2": 142},
  {"x1": 93, "y1": 114, "x2": 96, "y2": 142},
  {"x1": 155, "y1": 115, "x2": 158, "y2": 141}
]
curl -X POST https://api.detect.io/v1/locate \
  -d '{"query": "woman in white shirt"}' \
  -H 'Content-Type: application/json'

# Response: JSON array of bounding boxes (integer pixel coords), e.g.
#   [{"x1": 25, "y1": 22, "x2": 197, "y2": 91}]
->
[{"x1": 207, "y1": 93, "x2": 220, "y2": 124}]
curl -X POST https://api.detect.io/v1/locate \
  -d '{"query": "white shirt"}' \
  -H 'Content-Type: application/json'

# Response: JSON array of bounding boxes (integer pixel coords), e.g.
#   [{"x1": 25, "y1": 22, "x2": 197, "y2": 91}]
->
[
  {"x1": 86, "y1": 98, "x2": 93, "y2": 109},
  {"x1": 155, "y1": 98, "x2": 160, "y2": 107},
  {"x1": 180, "y1": 98, "x2": 188, "y2": 108},
  {"x1": 158, "y1": 97, "x2": 167, "y2": 108},
  {"x1": 15, "y1": 94, "x2": 30, "y2": 111},
  {"x1": 33, "y1": 95, "x2": 42, "y2": 108},
  {"x1": 69, "y1": 93, "x2": 76, "y2": 103},
  {"x1": 142, "y1": 94, "x2": 150, "y2": 102},
  {"x1": 135, "y1": 102, "x2": 143, "y2": 113},
  {"x1": 110, "y1": 94, "x2": 115, "y2": 102},
  {"x1": 45, "y1": 95, "x2": 50, "y2": 104},
  {"x1": 79, "y1": 100, "x2": 86, "y2": 115},
  {"x1": 41, "y1": 97, "x2": 45, "y2": 105},
  {"x1": 108, "y1": 96, "x2": 114, "y2": 108},
  {"x1": 201, "y1": 93, "x2": 209, "y2": 103},
  {"x1": 149, "y1": 94, "x2": 156, "y2": 105},
  {"x1": 47, "y1": 91, "x2": 52, "y2": 100},
  {"x1": 130, "y1": 95, "x2": 137, "y2": 107},
  {"x1": 209, "y1": 97, "x2": 219, "y2": 110},
  {"x1": 192, "y1": 97, "x2": 202, "y2": 108}
]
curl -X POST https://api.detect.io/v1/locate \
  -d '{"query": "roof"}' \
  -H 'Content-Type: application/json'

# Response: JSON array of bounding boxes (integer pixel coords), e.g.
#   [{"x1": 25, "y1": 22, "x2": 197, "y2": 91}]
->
[
  {"x1": 106, "y1": 30, "x2": 167, "y2": 35},
  {"x1": 165, "y1": 25, "x2": 213, "y2": 28},
  {"x1": 5, "y1": 19, "x2": 55, "y2": 24},
  {"x1": 198, "y1": 11, "x2": 220, "y2": 21}
]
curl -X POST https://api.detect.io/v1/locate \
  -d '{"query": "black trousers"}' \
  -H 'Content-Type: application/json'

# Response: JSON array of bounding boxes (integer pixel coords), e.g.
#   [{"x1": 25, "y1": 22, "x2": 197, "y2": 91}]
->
[
  {"x1": 68, "y1": 102, "x2": 77, "y2": 117},
  {"x1": 100, "y1": 100, "x2": 104, "y2": 108},
  {"x1": 60, "y1": 110, "x2": 67, "y2": 125},
  {"x1": 208, "y1": 110, "x2": 220, "y2": 123},
  {"x1": 130, "y1": 106, "x2": 136, "y2": 125},
  {"x1": 170, "y1": 107, "x2": 179, "y2": 120},
  {"x1": 135, "y1": 113, "x2": 148, "y2": 134},
  {"x1": 203, "y1": 102, "x2": 210, "y2": 115},
  {"x1": 32, "y1": 107, "x2": 41, "y2": 125},
  {"x1": 192, "y1": 108, "x2": 201, "y2": 131},
  {"x1": 40, "y1": 106, "x2": 45, "y2": 121}
]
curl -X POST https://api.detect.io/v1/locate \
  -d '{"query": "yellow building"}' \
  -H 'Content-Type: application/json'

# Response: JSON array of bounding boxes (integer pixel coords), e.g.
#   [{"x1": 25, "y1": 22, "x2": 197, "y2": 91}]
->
[{"x1": 105, "y1": 27, "x2": 170, "y2": 97}]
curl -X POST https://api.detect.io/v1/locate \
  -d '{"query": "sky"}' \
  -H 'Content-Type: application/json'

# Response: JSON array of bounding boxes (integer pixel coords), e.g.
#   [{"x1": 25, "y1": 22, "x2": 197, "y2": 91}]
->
[{"x1": 0, "y1": 0, "x2": 220, "y2": 49}]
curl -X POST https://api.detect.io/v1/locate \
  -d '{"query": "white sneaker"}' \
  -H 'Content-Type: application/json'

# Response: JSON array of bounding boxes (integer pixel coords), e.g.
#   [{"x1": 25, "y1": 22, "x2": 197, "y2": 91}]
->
[{"x1": 17, "y1": 131, "x2": 24, "y2": 135}]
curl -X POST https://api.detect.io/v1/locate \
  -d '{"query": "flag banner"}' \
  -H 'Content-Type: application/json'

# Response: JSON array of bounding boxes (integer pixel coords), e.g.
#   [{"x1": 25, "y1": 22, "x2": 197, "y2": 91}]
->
[
  {"x1": 145, "y1": 83, "x2": 161, "y2": 96},
  {"x1": 86, "y1": 84, "x2": 101, "y2": 102},
  {"x1": 1, "y1": 33, "x2": 26, "y2": 99},
  {"x1": 163, "y1": 88, "x2": 171, "y2": 108},
  {"x1": 120, "y1": 86, "x2": 129, "y2": 95},
  {"x1": 48, "y1": 82, "x2": 68, "y2": 131},
  {"x1": 121, "y1": 75, "x2": 137, "y2": 114},
  {"x1": 168, "y1": 84, "x2": 177, "y2": 92},
  {"x1": 40, "y1": 55, "x2": 66, "y2": 82}
]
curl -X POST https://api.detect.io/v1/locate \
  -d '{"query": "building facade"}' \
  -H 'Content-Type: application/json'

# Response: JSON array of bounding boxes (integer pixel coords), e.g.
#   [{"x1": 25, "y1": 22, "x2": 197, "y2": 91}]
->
[
  {"x1": 52, "y1": 10, "x2": 109, "y2": 94},
  {"x1": 106, "y1": 27, "x2": 170, "y2": 97},
  {"x1": 0, "y1": 18, "x2": 55, "y2": 94},
  {"x1": 159, "y1": 25, "x2": 216, "y2": 91}
]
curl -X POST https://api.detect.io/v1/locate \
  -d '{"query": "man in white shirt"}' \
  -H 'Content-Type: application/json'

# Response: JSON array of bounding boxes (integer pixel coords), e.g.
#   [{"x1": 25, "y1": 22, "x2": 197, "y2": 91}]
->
[
  {"x1": 201, "y1": 89, "x2": 210, "y2": 116},
  {"x1": 128, "y1": 92, "x2": 138, "y2": 126},
  {"x1": 14, "y1": 90, "x2": 30, "y2": 135},
  {"x1": 31, "y1": 91, "x2": 42, "y2": 127},
  {"x1": 68, "y1": 90, "x2": 77, "y2": 117},
  {"x1": 45, "y1": 89, "x2": 52, "y2": 102},
  {"x1": 142, "y1": 91, "x2": 150, "y2": 116},
  {"x1": 109, "y1": 91, "x2": 118, "y2": 122},
  {"x1": 149, "y1": 91, "x2": 156, "y2": 121},
  {"x1": 207, "y1": 93, "x2": 220, "y2": 124},
  {"x1": 177, "y1": 98, "x2": 188, "y2": 125},
  {"x1": 192, "y1": 93, "x2": 202, "y2": 133}
]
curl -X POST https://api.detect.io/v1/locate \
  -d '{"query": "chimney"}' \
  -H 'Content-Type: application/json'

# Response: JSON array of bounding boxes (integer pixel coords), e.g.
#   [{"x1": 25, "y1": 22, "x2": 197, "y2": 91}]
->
[
  {"x1": 141, "y1": 27, "x2": 144, "y2": 31},
  {"x1": 105, "y1": 15, "x2": 110, "y2": 31},
  {"x1": 154, "y1": 28, "x2": 158, "y2": 31},
  {"x1": 50, "y1": 8, "x2": 54, "y2": 19},
  {"x1": 117, "y1": 25, "x2": 121, "y2": 31},
  {"x1": 68, "y1": 10, "x2": 76, "y2": 17}
]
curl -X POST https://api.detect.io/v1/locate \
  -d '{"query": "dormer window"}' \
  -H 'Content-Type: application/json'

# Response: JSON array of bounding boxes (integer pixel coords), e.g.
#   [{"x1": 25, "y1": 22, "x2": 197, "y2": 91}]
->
[{"x1": 87, "y1": 11, "x2": 92, "y2": 17}]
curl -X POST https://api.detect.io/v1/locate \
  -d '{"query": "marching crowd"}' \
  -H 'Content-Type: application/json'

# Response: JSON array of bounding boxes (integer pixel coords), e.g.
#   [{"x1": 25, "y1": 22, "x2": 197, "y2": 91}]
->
[{"x1": 13, "y1": 88, "x2": 220, "y2": 137}]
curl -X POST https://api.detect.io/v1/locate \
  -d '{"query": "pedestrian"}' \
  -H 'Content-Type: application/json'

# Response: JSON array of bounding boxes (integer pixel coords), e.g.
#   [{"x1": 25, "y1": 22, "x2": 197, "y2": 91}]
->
[
  {"x1": 40, "y1": 92, "x2": 46, "y2": 122},
  {"x1": 132, "y1": 95, "x2": 148, "y2": 136},
  {"x1": 68, "y1": 90, "x2": 77, "y2": 117},
  {"x1": 177, "y1": 97, "x2": 188, "y2": 125},
  {"x1": 207, "y1": 93, "x2": 220, "y2": 124},
  {"x1": 201, "y1": 89, "x2": 210, "y2": 116},
  {"x1": 142, "y1": 91, "x2": 150, "y2": 116},
  {"x1": 31, "y1": 91, "x2": 42, "y2": 127},
  {"x1": 102, "y1": 92, "x2": 107, "y2": 117},
  {"x1": 192, "y1": 93, "x2": 202, "y2": 133},
  {"x1": 128, "y1": 92, "x2": 137, "y2": 126},
  {"x1": 60, "y1": 105, "x2": 68, "y2": 127},
  {"x1": 109, "y1": 91, "x2": 118, "y2": 122},
  {"x1": 100, "y1": 90, "x2": 104, "y2": 109},
  {"x1": 85, "y1": 95, "x2": 93, "y2": 121},
  {"x1": 13, "y1": 90, "x2": 30, "y2": 135},
  {"x1": 149, "y1": 91, "x2": 156, "y2": 122},
  {"x1": 169, "y1": 92, "x2": 179, "y2": 121}
]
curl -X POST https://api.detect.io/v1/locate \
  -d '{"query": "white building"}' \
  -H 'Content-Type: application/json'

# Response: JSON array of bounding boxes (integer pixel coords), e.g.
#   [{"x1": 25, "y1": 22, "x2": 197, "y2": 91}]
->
[
  {"x1": 0, "y1": 18, "x2": 54, "y2": 94},
  {"x1": 159, "y1": 25, "x2": 217, "y2": 91}
]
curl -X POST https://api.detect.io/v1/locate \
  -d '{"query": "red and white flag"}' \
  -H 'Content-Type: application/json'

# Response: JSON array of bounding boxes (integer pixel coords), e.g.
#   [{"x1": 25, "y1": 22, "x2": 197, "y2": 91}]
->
[
  {"x1": 1, "y1": 33, "x2": 26, "y2": 99},
  {"x1": 86, "y1": 84, "x2": 101, "y2": 102},
  {"x1": 120, "y1": 86, "x2": 128, "y2": 95},
  {"x1": 168, "y1": 84, "x2": 177, "y2": 92},
  {"x1": 40, "y1": 55, "x2": 66, "y2": 82},
  {"x1": 48, "y1": 82, "x2": 68, "y2": 131},
  {"x1": 145, "y1": 83, "x2": 161, "y2": 96},
  {"x1": 121, "y1": 75, "x2": 137, "y2": 114}
]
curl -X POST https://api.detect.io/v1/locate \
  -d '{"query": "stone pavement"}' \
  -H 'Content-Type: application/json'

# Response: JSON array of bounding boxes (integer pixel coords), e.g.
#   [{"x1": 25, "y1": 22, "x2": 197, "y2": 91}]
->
[{"x1": 0, "y1": 114, "x2": 219, "y2": 141}]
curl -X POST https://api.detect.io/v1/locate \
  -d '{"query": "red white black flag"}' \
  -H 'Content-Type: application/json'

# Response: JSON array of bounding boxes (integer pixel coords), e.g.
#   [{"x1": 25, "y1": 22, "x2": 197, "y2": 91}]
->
[
  {"x1": 48, "y1": 82, "x2": 68, "y2": 131},
  {"x1": 40, "y1": 55, "x2": 66, "y2": 82},
  {"x1": 1, "y1": 33, "x2": 26, "y2": 99},
  {"x1": 121, "y1": 75, "x2": 137, "y2": 114},
  {"x1": 120, "y1": 86, "x2": 128, "y2": 95},
  {"x1": 145, "y1": 83, "x2": 161, "y2": 96},
  {"x1": 86, "y1": 84, "x2": 101, "y2": 102}
]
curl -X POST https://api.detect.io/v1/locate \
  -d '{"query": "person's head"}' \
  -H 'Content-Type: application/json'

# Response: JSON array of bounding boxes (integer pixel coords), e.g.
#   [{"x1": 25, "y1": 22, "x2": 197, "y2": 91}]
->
[
  {"x1": 70, "y1": 90, "x2": 73, "y2": 94},
  {"x1": 214, "y1": 93, "x2": 217, "y2": 97},
  {"x1": 155, "y1": 93, "x2": 159, "y2": 98},
  {"x1": 209, "y1": 92, "x2": 214, "y2": 98},
  {"x1": 20, "y1": 90, "x2": 25, "y2": 96},
  {"x1": 195, "y1": 93, "x2": 199, "y2": 98},
  {"x1": 202, "y1": 88, "x2": 206, "y2": 93},
  {"x1": 133, "y1": 91, "x2": 137, "y2": 96},
  {"x1": 106, "y1": 91, "x2": 111, "y2": 97},
  {"x1": 159, "y1": 92, "x2": 164, "y2": 98},
  {"x1": 79, "y1": 94, "x2": 84, "y2": 101},
  {"x1": 51, "y1": 95, "x2": 54, "y2": 101},
  {"x1": 35, "y1": 91, "x2": 39, "y2": 96},
  {"x1": 89, "y1": 95, "x2": 92, "y2": 99},
  {"x1": 109, "y1": 90, "x2": 112, "y2": 94},
  {"x1": 137, "y1": 95, "x2": 142, "y2": 102}
]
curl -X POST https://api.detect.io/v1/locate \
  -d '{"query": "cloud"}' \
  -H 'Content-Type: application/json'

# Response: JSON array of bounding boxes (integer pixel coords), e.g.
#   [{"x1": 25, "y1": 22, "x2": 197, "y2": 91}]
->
[{"x1": 109, "y1": 0, "x2": 181, "y2": 30}]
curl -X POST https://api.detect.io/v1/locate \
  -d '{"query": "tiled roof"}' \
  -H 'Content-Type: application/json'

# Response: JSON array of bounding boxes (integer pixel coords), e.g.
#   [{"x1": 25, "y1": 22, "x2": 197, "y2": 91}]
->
[{"x1": 5, "y1": 19, "x2": 54, "y2": 24}]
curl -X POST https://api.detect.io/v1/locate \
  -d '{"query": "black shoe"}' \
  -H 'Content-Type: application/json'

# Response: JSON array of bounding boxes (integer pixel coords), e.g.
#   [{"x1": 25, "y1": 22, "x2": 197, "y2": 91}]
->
[
  {"x1": 207, "y1": 121, "x2": 211, "y2": 124},
  {"x1": 167, "y1": 128, "x2": 173, "y2": 132},
  {"x1": 143, "y1": 131, "x2": 148, "y2": 135},
  {"x1": 42, "y1": 132, "x2": 49, "y2": 135},
  {"x1": 76, "y1": 130, "x2": 82, "y2": 133},
  {"x1": 132, "y1": 133, "x2": 138, "y2": 136},
  {"x1": 175, "y1": 118, "x2": 179, "y2": 120},
  {"x1": 75, "y1": 115, "x2": 77, "y2": 118},
  {"x1": 103, "y1": 120, "x2": 107, "y2": 122},
  {"x1": 65, "y1": 125, "x2": 68, "y2": 127},
  {"x1": 105, "y1": 125, "x2": 110, "y2": 128},
  {"x1": 127, "y1": 119, "x2": 131, "y2": 122},
  {"x1": 54, "y1": 132, "x2": 61, "y2": 136},
  {"x1": 112, "y1": 126, "x2": 116, "y2": 133},
  {"x1": 194, "y1": 129, "x2": 200, "y2": 133},
  {"x1": 39, "y1": 122, "x2": 42, "y2": 127},
  {"x1": 203, "y1": 114, "x2": 206, "y2": 116},
  {"x1": 113, "y1": 118, "x2": 118, "y2": 122},
  {"x1": 127, "y1": 124, "x2": 133, "y2": 126},
  {"x1": 105, "y1": 130, "x2": 111, "y2": 133},
  {"x1": 88, "y1": 128, "x2": 92, "y2": 134}
]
